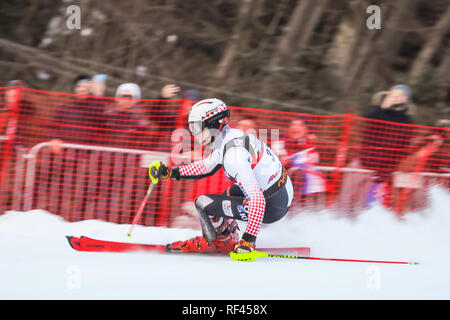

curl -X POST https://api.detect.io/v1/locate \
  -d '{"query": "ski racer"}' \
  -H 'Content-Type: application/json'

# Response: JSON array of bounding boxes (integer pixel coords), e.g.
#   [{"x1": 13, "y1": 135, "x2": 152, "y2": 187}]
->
[{"x1": 150, "y1": 98, "x2": 294, "y2": 255}]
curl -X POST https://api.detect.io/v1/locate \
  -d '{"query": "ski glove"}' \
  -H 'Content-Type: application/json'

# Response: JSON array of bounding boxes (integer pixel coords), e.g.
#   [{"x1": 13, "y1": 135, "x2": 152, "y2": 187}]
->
[
  {"x1": 149, "y1": 161, "x2": 171, "y2": 184},
  {"x1": 232, "y1": 239, "x2": 255, "y2": 254}
]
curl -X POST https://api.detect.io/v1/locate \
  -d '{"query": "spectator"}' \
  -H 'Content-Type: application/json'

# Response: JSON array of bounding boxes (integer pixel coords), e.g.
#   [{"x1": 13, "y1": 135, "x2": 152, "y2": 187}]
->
[
  {"x1": 360, "y1": 84, "x2": 414, "y2": 176},
  {"x1": 236, "y1": 118, "x2": 257, "y2": 135},
  {"x1": 1, "y1": 80, "x2": 37, "y2": 149},
  {"x1": 48, "y1": 74, "x2": 105, "y2": 152},
  {"x1": 434, "y1": 119, "x2": 450, "y2": 128},
  {"x1": 272, "y1": 119, "x2": 319, "y2": 168},
  {"x1": 180, "y1": 90, "x2": 201, "y2": 119},
  {"x1": 72, "y1": 74, "x2": 91, "y2": 96},
  {"x1": 102, "y1": 83, "x2": 150, "y2": 149},
  {"x1": 357, "y1": 84, "x2": 416, "y2": 212},
  {"x1": 171, "y1": 90, "x2": 203, "y2": 165},
  {"x1": 176, "y1": 89, "x2": 202, "y2": 131},
  {"x1": 272, "y1": 119, "x2": 326, "y2": 206},
  {"x1": 91, "y1": 74, "x2": 107, "y2": 97},
  {"x1": 0, "y1": 80, "x2": 37, "y2": 210},
  {"x1": 147, "y1": 84, "x2": 181, "y2": 148},
  {"x1": 161, "y1": 84, "x2": 181, "y2": 100}
]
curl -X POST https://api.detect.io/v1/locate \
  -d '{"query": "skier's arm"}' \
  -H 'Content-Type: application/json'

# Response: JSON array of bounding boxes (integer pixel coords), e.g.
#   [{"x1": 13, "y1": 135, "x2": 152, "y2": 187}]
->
[
  {"x1": 171, "y1": 150, "x2": 222, "y2": 180},
  {"x1": 223, "y1": 147, "x2": 266, "y2": 243}
]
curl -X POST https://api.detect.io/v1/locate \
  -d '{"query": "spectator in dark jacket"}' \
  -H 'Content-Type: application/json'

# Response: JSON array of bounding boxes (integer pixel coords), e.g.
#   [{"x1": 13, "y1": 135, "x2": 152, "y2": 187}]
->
[
  {"x1": 356, "y1": 84, "x2": 418, "y2": 212},
  {"x1": 48, "y1": 75, "x2": 105, "y2": 152},
  {"x1": 102, "y1": 82, "x2": 150, "y2": 149},
  {"x1": 147, "y1": 84, "x2": 181, "y2": 149},
  {"x1": 360, "y1": 84, "x2": 414, "y2": 177}
]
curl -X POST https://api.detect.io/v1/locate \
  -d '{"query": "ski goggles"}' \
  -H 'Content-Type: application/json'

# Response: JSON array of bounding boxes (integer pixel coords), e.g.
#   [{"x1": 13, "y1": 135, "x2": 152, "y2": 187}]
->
[{"x1": 189, "y1": 121, "x2": 204, "y2": 135}]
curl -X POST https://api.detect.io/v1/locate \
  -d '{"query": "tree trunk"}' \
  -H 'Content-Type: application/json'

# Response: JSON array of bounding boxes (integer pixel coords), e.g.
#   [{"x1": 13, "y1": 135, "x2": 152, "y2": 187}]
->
[
  {"x1": 346, "y1": 0, "x2": 417, "y2": 93},
  {"x1": 265, "y1": 0, "x2": 290, "y2": 38},
  {"x1": 267, "y1": 0, "x2": 315, "y2": 70},
  {"x1": 368, "y1": 0, "x2": 418, "y2": 87},
  {"x1": 254, "y1": 0, "x2": 290, "y2": 60},
  {"x1": 295, "y1": 0, "x2": 330, "y2": 50},
  {"x1": 341, "y1": 0, "x2": 370, "y2": 73},
  {"x1": 343, "y1": 26, "x2": 378, "y2": 93},
  {"x1": 408, "y1": 5, "x2": 450, "y2": 85},
  {"x1": 214, "y1": 0, "x2": 255, "y2": 81}
]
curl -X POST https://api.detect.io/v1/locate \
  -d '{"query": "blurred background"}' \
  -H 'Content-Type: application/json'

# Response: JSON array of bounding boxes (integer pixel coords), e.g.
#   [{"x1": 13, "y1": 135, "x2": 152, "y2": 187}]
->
[
  {"x1": 0, "y1": 0, "x2": 449, "y2": 222},
  {"x1": 1, "y1": 1, "x2": 450, "y2": 299},
  {"x1": 0, "y1": 0, "x2": 449, "y2": 123}
]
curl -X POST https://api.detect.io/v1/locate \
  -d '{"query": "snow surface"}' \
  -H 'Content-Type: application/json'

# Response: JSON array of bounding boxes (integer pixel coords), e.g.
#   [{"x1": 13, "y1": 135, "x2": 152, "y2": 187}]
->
[{"x1": 0, "y1": 187, "x2": 449, "y2": 300}]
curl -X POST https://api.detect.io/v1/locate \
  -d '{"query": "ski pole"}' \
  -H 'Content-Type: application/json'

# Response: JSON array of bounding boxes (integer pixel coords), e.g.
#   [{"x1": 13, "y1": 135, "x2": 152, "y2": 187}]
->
[
  {"x1": 230, "y1": 250, "x2": 419, "y2": 265},
  {"x1": 127, "y1": 182, "x2": 155, "y2": 237},
  {"x1": 127, "y1": 161, "x2": 162, "y2": 237}
]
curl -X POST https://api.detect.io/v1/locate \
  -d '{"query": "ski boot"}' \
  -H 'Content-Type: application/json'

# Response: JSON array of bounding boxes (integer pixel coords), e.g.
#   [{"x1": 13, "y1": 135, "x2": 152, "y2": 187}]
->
[{"x1": 166, "y1": 218, "x2": 239, "y2": 253}]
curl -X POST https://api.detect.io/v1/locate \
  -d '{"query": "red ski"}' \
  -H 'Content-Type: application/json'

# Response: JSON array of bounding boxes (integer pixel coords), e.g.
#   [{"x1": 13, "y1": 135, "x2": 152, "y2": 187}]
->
[
  {"x1": 66, "y1": 235, "x2": 310, "y2": 256},
  {"x1": 66, "y1": 236, "x2": 166, "y2": 253}
]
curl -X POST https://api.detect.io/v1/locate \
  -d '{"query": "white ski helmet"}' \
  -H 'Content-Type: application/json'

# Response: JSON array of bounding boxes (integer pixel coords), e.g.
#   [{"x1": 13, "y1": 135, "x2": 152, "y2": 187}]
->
[{"x1": 188, "y1": 98, "x2": 230, "y2": 145}]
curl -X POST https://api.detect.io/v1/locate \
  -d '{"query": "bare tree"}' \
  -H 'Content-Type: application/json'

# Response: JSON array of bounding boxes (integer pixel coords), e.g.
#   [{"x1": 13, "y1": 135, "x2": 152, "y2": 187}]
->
[
  {"x1": 409, "y1": 5, "x2": 450, "y2": 85},
  {"x1": 295, "y1": 0, "x2": 330, "y2": 50},
  {"x1": 214, "y1": 0, "x2": 255, "y2": 81},
  {"x1": 267, "y1": 0, "x2": 316, "y2": 71},
  {"x1": 0, "y1": 0, "x2": 448, "y2": 121}
]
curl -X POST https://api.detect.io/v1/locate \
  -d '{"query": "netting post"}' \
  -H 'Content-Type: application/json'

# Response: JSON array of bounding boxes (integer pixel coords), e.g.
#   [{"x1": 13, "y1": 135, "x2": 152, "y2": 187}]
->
[
  {"x1": 327, "y1": 113, "x2": 354, "y2": 208},
  {"x1": 0, "y1": 85, "x2": 22, "y2": 213}
]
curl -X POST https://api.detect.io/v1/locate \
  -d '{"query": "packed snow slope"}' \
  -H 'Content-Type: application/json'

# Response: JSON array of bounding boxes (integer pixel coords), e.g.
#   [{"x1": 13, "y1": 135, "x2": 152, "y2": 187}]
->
[{"x1": 0, "y1": 186, "x2": 449, "y2": 299}]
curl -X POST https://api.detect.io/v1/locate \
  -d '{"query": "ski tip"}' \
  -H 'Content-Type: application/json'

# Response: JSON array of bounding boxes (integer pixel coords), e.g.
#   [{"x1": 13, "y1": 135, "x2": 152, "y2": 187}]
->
[
  {"x1": 126, "y1": 233, "x2": 131, "y2": 238},
  {"x1": 65, "y1": 235, "x2": 81, "y2": 250},
  {"x1": 409, "y1": 261, "x2": 420, "y2": 265}
]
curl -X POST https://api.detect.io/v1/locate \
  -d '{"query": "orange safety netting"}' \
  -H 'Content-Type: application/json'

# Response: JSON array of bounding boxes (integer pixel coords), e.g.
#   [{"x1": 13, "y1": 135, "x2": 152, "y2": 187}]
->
[{"x1": 0, "y1": 86, "x2": 449, "y2": 227}]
